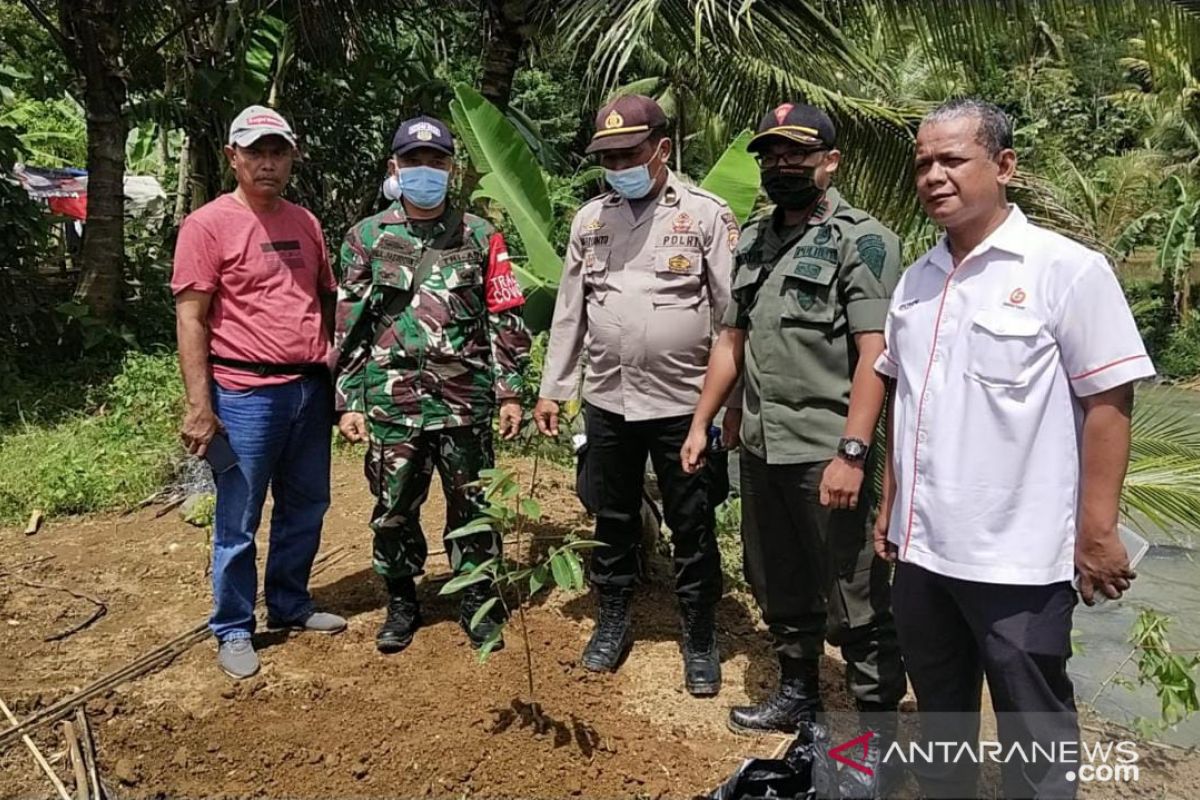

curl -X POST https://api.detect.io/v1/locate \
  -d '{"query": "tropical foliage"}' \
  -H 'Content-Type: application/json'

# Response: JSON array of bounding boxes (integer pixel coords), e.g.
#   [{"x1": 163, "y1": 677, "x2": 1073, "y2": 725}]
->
[{"x1": 4, "y1": 0, "x2": 1200, "y2": 539}]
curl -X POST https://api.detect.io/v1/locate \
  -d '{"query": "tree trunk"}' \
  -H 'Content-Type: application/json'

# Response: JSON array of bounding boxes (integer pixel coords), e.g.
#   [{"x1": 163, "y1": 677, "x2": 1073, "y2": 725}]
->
[
  {"x1": 463, "y1": 1, "x2": 530, "y2": 205},
  {"x1": 178, "y1": 3, "x2": 240, "y2": 210},
  {"x1": 173, "y1": 133, "x2": 191, "y2": 223},
  {"x1": 62, "y1": 0, "x2": 128, "y2": 320},
  {"x1": 479, "y1": 0, "x2": 529, "y2": 111},
  {"x1": 675, "y1": 91, "x2": 685, "y2": 173}
]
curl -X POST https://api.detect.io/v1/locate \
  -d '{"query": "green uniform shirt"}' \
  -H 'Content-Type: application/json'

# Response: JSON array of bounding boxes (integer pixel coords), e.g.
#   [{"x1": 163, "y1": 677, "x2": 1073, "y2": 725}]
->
[{"x1": 724, "y1": 188, "x2": 900, "y2": 465}]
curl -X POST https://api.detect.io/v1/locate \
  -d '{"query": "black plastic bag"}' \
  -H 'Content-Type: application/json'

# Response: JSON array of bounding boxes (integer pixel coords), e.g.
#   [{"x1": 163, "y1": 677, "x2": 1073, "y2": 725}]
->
[
  {"x1": 705, "y1": 722, "x2": 829, "y2": 800},
  {"x1": 705, "y1": 757, "x2": 814, "y2": 800},
  {"x1": 705, "y1": 721, "x2": 893, "y2": 800}
]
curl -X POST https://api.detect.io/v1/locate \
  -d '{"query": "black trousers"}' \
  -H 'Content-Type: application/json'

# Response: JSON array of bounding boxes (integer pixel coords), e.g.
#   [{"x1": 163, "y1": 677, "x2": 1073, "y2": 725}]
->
[
  {"x1": 892, "y1": 561, "x2": 1079, "y2": 800},
  {"x1": 739, "y1": 450, "x2": 905, "y2": 708},
  {"x1": 582, "y1": 402, "x2": 724, "y2": 606}
]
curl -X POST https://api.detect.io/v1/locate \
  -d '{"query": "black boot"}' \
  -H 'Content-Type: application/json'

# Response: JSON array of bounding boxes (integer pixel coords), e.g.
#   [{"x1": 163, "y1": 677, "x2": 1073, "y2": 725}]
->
[
  {"x1": 728, "y1": 657, "x2": 822, "y2": 734},
  {"x1": 581, "y1": 588, "x2": 633, "y2": 672},
  {"x1": 847, "y1": 702, "x2": 900, "y2": 799},
  {"x1": 459, "y1": 581, "x2": 506, "y2": 651},
  {"x1": 680, "y1": 602, "x2": 721, "y2": 696},
  {"x1": 376, "y1": 577, "x2": 422, "y2": 654}
]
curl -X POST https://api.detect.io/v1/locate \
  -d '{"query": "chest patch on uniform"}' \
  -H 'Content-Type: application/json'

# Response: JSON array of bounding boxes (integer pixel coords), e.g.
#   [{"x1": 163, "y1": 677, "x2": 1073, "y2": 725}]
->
[
  {"x1": 813, "y1": 226, "x2": 832, "y2": 245},
  {"x1": 856, "y1": 234, "x2": 886, "y2": 280},
  {"x1": 585, "y1": 218, "x2": 604, "y2": 231},
  {"x1": 660, "y1": 233, "x2": 702, "y2": 249},
  {"x1": 793, "y1": 261, "x2": 826, "y2": 280},
  {"x1": 437, "y1": 246, "x2": 483, "y2": 268},
  {"x1": 672, "y1": 212, "x2": 693, "y2": 233},
  {"x1": 792, "y1": 245, "x2": 838, "y2": 263},
  {"x1": 581, "y1": 233, "x2": 610, "y2": 248},
  {"x1": 668, "y1": 254, "x2": 692, "y2": 273},
  {"x1": 372, "y1": 243, "x2": 419, "y2": 268},
  {"x1": 373, "y1": 233, "x2": 418, "y2": 258}
]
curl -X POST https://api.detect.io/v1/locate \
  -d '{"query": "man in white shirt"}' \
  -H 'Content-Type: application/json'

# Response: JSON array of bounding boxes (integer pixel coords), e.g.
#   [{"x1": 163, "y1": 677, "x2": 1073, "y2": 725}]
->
[{"x1": 875, "y1": 98, "x2": 1153, "y2": 799}]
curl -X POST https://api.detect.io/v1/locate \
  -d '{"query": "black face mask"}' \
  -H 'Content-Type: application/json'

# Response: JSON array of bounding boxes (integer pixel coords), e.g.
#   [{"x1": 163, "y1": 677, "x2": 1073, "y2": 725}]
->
[{"x1": 762, "y1": 167, "x2": 822, "y2": 211}]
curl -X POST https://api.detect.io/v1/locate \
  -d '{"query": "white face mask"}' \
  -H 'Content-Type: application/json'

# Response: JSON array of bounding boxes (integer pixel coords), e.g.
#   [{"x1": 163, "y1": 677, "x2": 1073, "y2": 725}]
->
[
  {"x1": 604, "y1": 142, "x2": 668, "y2": 200},
  {"x1": 382, "y1": 173, "x2": 402, "y2": 201}
]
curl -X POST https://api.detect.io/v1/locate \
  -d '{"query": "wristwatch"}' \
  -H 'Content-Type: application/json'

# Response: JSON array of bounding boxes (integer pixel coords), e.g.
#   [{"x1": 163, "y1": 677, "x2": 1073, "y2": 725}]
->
[{"x1": 837, "y1": 437, "x2": 870, "y2": 463}]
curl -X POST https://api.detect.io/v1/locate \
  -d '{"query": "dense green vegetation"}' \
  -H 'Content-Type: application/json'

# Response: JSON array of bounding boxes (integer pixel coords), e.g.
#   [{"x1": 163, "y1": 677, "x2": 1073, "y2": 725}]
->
[{"x1": 4, "y1": 0, "x2": 1200, "y2": 533}]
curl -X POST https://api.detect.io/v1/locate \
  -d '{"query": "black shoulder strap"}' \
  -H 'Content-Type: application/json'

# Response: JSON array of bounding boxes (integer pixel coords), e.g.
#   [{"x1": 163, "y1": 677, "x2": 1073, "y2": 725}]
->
[{"x1": 372, "y1": 210, "x2": 465, "y2": 345}]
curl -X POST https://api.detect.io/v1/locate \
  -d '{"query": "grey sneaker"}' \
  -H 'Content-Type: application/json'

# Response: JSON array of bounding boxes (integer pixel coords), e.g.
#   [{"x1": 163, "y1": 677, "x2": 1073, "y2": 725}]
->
[
  {"x1": 217, "y1": 638, "x2": 260, "y2": 680},
  {"x1": 266, "y1": 611, "x2": 347, "y2": 635}
]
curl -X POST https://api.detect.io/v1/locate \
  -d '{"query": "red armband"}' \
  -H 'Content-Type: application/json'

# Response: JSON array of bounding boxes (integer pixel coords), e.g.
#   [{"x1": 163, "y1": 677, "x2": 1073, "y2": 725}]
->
[{"x1": 485, "y1": 232, "x2": 525, "y2": 313}]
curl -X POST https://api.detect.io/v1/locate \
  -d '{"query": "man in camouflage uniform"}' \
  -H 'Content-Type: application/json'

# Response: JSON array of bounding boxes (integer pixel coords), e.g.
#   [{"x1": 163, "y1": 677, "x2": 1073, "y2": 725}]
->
[
  {"x1": 683, "y1": 103, "x2": 906, "y2": 734},
  {"x1": 334, "y1": 116, "x2": 531, "y2": 655}
]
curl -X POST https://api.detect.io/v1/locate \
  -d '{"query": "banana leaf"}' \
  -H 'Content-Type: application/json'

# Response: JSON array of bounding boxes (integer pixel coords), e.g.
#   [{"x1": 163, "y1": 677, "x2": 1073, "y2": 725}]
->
[
  {"x1": 449, "y1": 83, "x2": 560, "y2": 331},
  {"x1": 699, "y1": 129, "x2": 761, "y2": 224}
]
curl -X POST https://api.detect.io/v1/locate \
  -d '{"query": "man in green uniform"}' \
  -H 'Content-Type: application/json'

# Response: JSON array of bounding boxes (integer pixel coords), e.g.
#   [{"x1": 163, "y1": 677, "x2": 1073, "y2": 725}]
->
[
  {"x1": 683, "y1": 103, "x2": 905, "y2": 733},
  {"x1": 334, "y1": 116, "x2": 532, "y2": 655}
]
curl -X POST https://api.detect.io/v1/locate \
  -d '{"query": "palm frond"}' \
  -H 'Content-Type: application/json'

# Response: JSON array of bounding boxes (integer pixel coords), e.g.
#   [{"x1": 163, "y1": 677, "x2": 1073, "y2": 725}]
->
[
  {"x1": 1123, "y1": 455, "x2": 1200, "y2": 539},
  {"x1": 557, "y1": 0, "x2": 888, "y2": 99},
  {"x1": 873, "y1": 0, "x2": 1200, "y2": 76},
  {"x1": 1132, "y1": 394, "x2": 1200, "y2": 459},
  {"x1": 1009, "y1": 172, "x2": 1108, "y2": 253}
]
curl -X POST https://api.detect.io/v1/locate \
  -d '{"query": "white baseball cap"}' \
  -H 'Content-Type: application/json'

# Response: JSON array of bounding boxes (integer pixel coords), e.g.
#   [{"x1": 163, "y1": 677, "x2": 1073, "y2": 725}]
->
[{"x1": 228, "y1": 105, "x2": 296, "y2": 147}]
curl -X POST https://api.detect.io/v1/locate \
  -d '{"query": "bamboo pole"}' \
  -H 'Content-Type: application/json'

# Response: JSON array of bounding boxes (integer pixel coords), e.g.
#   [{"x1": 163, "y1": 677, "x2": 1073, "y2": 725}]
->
[
  {"x1": 0, "y1": 696, "x2": 72, "y2": 800},
  {"x1": 60, "y1": 721, "x2": 89, "y2": 800},
  {"x1": 0, "y1": 546, "x2": 350, "y2": 748},
  {"x1": 74, "y1": 709, "x2": 101, "y2": 800}
]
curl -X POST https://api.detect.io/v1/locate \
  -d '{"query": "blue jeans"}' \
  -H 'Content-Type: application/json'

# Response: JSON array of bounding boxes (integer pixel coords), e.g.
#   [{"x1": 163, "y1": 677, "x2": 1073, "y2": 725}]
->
[{"x1": 210, "y1": 375, "x2": 332, "y2": 642}]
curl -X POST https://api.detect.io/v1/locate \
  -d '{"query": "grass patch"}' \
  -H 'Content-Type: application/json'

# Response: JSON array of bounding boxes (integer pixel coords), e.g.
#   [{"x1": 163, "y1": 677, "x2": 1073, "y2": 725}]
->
[
  {"x1": 0, "y1": 351, "x2": 183, "y2": 522},
  {"x1": 715, "y1": 496, "x2": 746, "y2": 591}
]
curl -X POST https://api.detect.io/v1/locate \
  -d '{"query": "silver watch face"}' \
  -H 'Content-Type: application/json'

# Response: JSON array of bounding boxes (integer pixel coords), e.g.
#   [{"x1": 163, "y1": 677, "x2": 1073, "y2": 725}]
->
[{"x1": 842, "y1": 440, "x2": 867, "y2": 458}]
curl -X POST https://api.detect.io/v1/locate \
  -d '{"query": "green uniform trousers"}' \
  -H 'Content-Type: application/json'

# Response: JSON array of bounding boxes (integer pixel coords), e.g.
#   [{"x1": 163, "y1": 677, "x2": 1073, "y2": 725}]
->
[
  {"x1": 365, "y1": 421, "x2": 500, "y2": 579},
  {"x1": 739, "y1": 449, "x2": 905, "y2": 708}
]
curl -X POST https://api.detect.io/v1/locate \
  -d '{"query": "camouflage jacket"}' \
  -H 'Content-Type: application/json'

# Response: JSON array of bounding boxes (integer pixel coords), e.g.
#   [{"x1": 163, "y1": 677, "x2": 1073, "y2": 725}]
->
[{"x1": 333, "y1": 204, "x2": 532, "y2": 430}]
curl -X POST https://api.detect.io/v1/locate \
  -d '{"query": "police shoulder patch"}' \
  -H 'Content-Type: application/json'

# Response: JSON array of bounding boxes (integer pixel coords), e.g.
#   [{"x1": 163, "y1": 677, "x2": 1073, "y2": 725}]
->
[{"x1": 856, "y1": 233, "x2": 887, "y2": 281}]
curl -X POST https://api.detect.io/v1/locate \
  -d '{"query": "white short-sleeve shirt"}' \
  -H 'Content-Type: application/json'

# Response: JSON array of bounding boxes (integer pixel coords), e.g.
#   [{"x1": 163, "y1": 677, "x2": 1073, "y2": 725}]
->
[{"x1": 875, "y1": 206, "x2": 1154, "y2": 585}]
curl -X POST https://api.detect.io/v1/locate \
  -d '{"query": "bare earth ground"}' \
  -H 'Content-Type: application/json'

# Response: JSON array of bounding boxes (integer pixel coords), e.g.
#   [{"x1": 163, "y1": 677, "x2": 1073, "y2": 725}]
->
[{"x1": 1, "y1": 454, "x2": 1196, "y2": 799}]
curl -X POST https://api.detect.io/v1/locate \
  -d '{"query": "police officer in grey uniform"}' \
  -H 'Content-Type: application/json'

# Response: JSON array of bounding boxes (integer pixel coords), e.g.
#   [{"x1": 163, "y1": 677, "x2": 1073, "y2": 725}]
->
[
  {"x1": 534, "y1": 95, "x2": 740, "y2": 696},
  {"x1": 683, "y1": 103, "x2": 906, "y2": 733}
]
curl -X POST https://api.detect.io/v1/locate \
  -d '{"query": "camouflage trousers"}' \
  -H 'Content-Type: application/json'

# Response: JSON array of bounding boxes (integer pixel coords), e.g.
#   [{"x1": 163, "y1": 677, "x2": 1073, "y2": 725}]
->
[{"x1": 365, "y1": 421, "x2": 500, "y2": 579}]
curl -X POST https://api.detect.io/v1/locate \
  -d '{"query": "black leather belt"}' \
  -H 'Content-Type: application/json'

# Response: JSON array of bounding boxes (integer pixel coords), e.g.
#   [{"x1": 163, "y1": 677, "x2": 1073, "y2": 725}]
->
[{"x1": 208, "y1": 355, "x2": 327, "y2": 377}]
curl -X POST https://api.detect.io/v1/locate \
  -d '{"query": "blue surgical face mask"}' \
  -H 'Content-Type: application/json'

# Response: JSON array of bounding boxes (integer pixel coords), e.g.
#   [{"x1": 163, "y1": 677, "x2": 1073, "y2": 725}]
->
[
  {"x1": 397, "y1": 165, "x2": 449, "y2": 209},
  {"x1": 382, "y1": 173, "x2": 402, "y2": 201},
  {"x1": 604, "y1": 144, "x2": 666, "y2": 200}
]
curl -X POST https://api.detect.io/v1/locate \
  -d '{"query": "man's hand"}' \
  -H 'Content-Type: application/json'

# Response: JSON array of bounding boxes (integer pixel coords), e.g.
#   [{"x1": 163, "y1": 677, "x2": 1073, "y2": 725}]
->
[
  {"x1": 181, "y1": 404, "x2": 221, "y2": 457},
  {"x1": 499, "y1": 399, "x2": 522, "y2": 440},
  {"x1": 1075, "y1": 522, "x2": 1135, "y2": 605},
  {"x1": 873, "y1": 509, "x2": 896, "y2": 562},
  {"x1": 338, "y1": 411, "x2": 368, "y2": 443},
  {"x1": 819, "y1": 456, "x2": 865, "y2": 509},
  {"x1": 721, "y1": 407, "x2": 742, "y2": 450},
  {"x1": 533, "y1": 398, "x2": 560, "y2": 437},
  {"x1": 681, "y1": 425, "x2": 709, "y2": 475}
]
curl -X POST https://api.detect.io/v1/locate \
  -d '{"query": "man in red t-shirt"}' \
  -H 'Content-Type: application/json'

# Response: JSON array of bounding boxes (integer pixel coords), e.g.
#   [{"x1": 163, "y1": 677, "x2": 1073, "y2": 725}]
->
[{"x1": 172, "y1": 105, "x2": 346, "y2": 680}]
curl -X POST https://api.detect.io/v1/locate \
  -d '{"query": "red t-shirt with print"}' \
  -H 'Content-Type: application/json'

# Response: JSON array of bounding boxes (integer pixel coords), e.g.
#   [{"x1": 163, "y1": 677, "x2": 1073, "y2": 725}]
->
[{"x1": 171, "y1": 194, "x2": 336, "y2": 390}]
